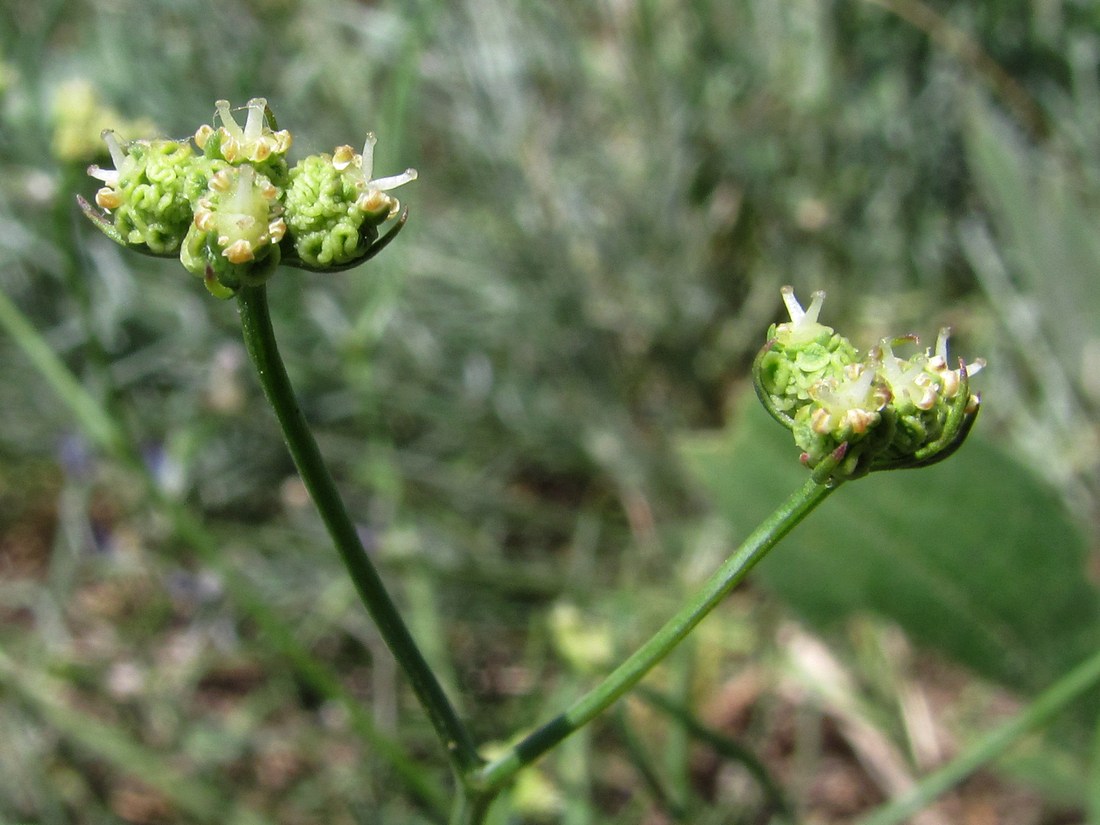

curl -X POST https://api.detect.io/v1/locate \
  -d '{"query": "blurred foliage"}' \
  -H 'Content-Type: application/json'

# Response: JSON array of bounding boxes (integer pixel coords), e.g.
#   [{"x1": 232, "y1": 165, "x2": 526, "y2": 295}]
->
[{"x1": 1, "y1": 0, "x2": 1100, "y2": 822}]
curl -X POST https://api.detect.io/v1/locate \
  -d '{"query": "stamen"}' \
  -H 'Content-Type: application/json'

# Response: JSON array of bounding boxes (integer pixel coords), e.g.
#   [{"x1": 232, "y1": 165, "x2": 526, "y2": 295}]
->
[
  {"x1": 95, "y1": 188, "x2": 122, "y2": 209},
  {"x1": 810, "y1": 407, "x2": 832, "y2": 434},
  {"x1": 361, "y1": 132, "x2": 377, "y2": 179},
  {"x1": 220, "y1": 133, "x2": 239, "y2": 163},
  {"x1": 844, "y1": 408, "x2": 875, "y2": 434},
  {"x1": 101, "y1": 130, "x2": 127, "y2": 171},
  {"x1": 269, "y1": 218, "x2": 287, "y2": 242},
  {"x1": 780, "y1": 285, "x2": 805, "y2": 323},
  {"x1": 194, "y1": 206, "x2": 216, "y2": 232},
  {"x1": 357, "y1": 190, "x2": 389, "y2": 213},
  {"x1": 244, "y1": 98, "x2": 268, "y2": 142},
  {"x1": 214, "y1": 100, "x2": 238, "y2": 137},
  {"x1": 333, "y1": 145, "x2": 356, "y2": 171},
  {"x1": 370, "y1": 168, "x2": 419, "y2": 191},
  {"x1": 209, "y1": 170, "x2": 232, "y2": 193},
  {"x1": 223, "y1": 238, "x2": 255, "y2": 264}
]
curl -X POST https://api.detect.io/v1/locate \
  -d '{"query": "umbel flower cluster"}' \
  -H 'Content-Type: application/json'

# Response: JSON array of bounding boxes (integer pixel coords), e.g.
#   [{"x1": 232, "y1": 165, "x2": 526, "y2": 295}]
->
[
  {"x1": 754, "y1": 287, "x2": 984, "y2": 481},
  {"x1": 78, "y1": 98, "x2": 417, "y2": 297}
]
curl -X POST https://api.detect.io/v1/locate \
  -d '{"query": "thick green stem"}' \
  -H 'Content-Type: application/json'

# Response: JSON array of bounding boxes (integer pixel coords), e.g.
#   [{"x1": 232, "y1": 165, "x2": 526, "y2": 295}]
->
[
  {"x1": 472, "y1": 472, "x2": 837, "y2": 793},
  {"x1": 236, "y1": 284, "x2": 481, "y2": 777}
]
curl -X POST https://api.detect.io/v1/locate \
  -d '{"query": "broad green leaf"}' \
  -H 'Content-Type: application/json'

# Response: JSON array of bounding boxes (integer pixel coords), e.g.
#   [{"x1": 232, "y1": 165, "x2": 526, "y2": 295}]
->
[{"x1": 679, "y1": 393, "x2": 1100, "y2": 695}]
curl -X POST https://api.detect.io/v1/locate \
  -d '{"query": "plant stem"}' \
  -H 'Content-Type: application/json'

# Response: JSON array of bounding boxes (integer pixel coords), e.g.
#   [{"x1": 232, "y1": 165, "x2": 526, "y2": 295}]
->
[
  {"x1": 448, "y1": 791, "x2": 493, "y2": 825},
  {"x1": 236, "y1": 283, "x2": 481, "y2": 777},
  {"x1": 472, "y1": 472, "x2": 836, "y2": 793}
]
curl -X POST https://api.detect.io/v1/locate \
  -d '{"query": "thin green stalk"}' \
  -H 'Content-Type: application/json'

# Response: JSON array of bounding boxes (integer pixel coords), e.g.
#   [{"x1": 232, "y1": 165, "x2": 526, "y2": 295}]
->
[
  {"x1": 236, "y1": 283, "x2": 481, "y2": 777},
  {"x1": 857, "y1": 646, "x2": 1100, "y2": 825},
  {"x1": 472, "y1": 472, "x2": 836, "y2": 794},
  {"x1": 662, "y1": 644, "x2": 694, "y2": 807},
  {"x1": 447, "y1": 791, "x2": 493, "y2": 825}
]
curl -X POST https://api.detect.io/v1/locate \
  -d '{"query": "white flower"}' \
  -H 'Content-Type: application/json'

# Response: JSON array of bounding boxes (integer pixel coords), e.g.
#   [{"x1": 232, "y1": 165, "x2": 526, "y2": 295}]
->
[
  {"x1": 331, "y1": 133, "x2": 418, "y2": 220},
  {"x1": 925, "y1": 327, "x2": 986, "y2": 400},
  {"x1": 192, "y1": 165, "x2": 285, "y2": 264},
  {"x1": 873, "y1": 336, "x2": 939, "y2": 411},
  {"x1": 808, "y1": 363, "x2": 888, "y2": 435},
  {"x1": 775, "y1": 285, "x2": 831, "y2": 346},
  {"x1": 194, "y1": 98, "x2": 292, "y2": 164},
  {"x1": 87, "y1": 130, "x2": 130, "y2": 207}
]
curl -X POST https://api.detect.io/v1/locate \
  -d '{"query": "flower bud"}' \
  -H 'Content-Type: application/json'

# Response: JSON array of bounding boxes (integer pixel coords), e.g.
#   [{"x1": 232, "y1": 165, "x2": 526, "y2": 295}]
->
[
  {"x1": 180, "y1": 165, "x2": 285, "y2": 297},
  {"x1": 87, "y1": 132, "x2": 219, "y2": 255},
  {"x1": 284, "y1": 133, "x2": 417, "y2": 268},
  {"x1": 756, "y1": 287, "x2": 859, "y2": 416},
  {"x1": 194, "y1": 98, "x2": 292, "y2": 186}
]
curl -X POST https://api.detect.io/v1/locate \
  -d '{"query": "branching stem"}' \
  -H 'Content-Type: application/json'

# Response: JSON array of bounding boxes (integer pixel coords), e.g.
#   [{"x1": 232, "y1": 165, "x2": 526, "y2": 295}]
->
[{"x1": 238, "y1": 281, "x2": 845, "y2": 823}]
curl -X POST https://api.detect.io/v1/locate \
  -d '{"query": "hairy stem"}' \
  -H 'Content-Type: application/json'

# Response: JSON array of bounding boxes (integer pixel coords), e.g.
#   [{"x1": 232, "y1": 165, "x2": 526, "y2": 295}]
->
[{"x1": 236, "y1": 284, "x2": 481, "y2": 778}]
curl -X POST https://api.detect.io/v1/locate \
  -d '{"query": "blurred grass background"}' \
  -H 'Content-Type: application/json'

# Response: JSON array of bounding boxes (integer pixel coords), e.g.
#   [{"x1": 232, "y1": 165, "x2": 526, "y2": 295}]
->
[{"x1": 1, "y1": 0, "x2": 1100, "y2": 822}]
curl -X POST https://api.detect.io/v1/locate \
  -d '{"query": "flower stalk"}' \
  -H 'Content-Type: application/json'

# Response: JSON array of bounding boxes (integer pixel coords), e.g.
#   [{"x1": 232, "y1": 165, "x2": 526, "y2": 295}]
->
[
  {"x1": 236, "y1": 283, "x2": 482, "y2": 779},
  {"x1": 469, "y1": 451, "x2": 844, "y2": 802}
]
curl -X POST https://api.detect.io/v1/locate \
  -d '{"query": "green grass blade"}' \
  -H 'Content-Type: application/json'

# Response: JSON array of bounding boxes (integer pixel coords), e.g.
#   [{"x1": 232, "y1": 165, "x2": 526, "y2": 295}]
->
[
  {"x1": 857, "y1": 647, "x2": 1100, "y2": 825},
  {"x1": 0, "y1": 285, "x2": 124, "y2": 453}
]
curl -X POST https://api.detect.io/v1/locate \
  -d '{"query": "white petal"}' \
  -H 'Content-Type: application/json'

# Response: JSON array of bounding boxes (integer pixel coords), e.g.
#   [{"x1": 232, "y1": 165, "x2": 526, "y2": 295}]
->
[{"x1": 370, "y1": 168, "x2": 418, "y2": 191}]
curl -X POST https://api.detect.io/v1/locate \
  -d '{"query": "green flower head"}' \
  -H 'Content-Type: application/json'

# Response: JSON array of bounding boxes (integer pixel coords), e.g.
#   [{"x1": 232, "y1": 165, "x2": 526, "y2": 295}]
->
[
  {"x1": 194, "y1": 98, "x2": 292, "y2": 186},
  {"x1": 754, "y1": 287, "x2": 983, "y2": 481},
  {"x1": 284, "y1": 134, "x2": 418, "y2": 269},
  {"x1": 51, "y1": 79, "x2": 159, "y2": 164},
  {"x1": 87, "y1": 131, "x2": 218, "y2": 255},
  {"x1": 79, "y1": 98, "x2": 417, "y2": 295},
  {"x1": 756, "y1": 286, "x2": 859, "y2": 415},
  {"x1": 181, "y1": 165, "x2": 286, "y2": 297},
  {"x1": 871, "y1": 330, "x2": 984, "y2": 467}
]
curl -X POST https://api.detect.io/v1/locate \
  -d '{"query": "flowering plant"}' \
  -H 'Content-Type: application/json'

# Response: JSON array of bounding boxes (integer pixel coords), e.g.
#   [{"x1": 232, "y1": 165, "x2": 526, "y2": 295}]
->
[
  {"x1": 77, "y1": 100, "x2": 989, "y2": 824},
  {"x1": 79, "y1": 98, "x2": 416, "y2": 296},
  {"x1": 754, "y1": 286, "x2": 984, "y2": 481}
]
